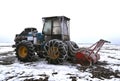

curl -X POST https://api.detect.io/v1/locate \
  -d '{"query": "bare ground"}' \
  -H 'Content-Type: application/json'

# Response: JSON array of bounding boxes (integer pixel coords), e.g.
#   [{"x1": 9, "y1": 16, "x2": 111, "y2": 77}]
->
[
  {"x1": 77, "y1": 61, "x2": 120, "y2": 79},
  {"x1": 0, "y1": 51, "x2": 120, "y2": 81}
]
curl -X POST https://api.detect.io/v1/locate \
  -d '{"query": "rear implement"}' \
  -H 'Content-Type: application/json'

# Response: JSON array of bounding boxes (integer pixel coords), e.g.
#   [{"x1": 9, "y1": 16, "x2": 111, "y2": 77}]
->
[{"x1": 75, "y1": 39, "x2": 110, "y2": 66}]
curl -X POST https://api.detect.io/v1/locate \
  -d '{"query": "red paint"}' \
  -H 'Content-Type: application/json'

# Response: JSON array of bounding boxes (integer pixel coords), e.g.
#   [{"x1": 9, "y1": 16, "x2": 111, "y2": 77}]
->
[{"x1": 75, "y1": 39, "x2": 110, "y2": 66}]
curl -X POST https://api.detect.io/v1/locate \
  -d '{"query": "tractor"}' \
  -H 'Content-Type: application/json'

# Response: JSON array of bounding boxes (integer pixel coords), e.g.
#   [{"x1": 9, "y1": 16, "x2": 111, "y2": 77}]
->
[
  {"x1": 13, "y1": 16, "x2": 79, "y2": 64},
  {"x1": 13, "y1": 16, "x2": 110, "y2": 65}
]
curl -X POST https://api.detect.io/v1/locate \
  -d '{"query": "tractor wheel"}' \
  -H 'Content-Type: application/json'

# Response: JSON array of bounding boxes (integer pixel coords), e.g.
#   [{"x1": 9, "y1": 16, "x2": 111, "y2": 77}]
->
[
  {"x1": 15, "y1": 41, "x2": 35, "y2": 62},
  {"x1": 65, "y1": 41, "x2": 79, "y2": 57},
  {"x1": 44, "y1": 39, "x2": 68, "y2": 64},
  {"x1": 65, "y1": 41, "x2": 79, "y2": 63}
]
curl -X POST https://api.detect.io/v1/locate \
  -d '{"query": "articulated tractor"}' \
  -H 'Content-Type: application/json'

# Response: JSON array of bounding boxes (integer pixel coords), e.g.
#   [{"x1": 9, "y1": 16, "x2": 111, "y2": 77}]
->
[{"x1": 13, "y1": 16, "x2": 110, "y2": 66}]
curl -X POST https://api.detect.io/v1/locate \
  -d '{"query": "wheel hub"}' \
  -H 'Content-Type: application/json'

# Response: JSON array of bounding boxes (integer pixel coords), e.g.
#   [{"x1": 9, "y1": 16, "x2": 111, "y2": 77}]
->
[
  {"x1": 18, "y1": 46, "x2": 27, "y2": 58},
  {"x1": 48, "y1": 46, "x2": 60, "y2": 59}
]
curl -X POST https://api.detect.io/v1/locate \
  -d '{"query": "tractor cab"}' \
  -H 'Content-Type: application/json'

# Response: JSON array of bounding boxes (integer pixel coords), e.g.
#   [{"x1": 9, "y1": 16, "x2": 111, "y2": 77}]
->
[{"x1": 42, "y1": 16, "x2": 70, "y2": 41}]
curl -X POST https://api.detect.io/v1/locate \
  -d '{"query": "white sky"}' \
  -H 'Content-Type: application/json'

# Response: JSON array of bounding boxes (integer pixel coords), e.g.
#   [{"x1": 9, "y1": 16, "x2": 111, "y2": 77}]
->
[{"x1": 0, "y1": 0, "x2": 120, "y2": 44}]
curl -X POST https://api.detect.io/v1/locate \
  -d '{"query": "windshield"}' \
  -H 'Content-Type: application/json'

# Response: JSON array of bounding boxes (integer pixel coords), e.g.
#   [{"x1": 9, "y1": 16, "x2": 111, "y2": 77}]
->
[
  {"x1": 42, "y1": 20, "x2": 52, "y2": 34},
  {"x1": 43, "y1": 19, "x2": 61, "y2": 35},
  {"x1": 53, "y1": 19, "x2": 61, "y2": 34}
]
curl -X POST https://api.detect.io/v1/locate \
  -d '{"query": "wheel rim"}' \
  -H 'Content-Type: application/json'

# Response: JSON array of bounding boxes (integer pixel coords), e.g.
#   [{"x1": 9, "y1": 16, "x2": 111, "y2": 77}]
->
[
  {"x1": 18, "y1": 46, "x2": 28, "y2": 58},
  {"x1": 44, "y1": 39, "x2": 68, "y2": 64},
  {"x1": 48, "y1": 46, "x2": 60, "y2": 60}
]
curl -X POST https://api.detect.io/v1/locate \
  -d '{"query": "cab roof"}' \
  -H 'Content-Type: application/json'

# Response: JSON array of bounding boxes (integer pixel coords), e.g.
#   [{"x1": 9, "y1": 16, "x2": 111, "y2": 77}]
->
[{"x1": 42, "y1": 16, "x2": 70, "y2": 20}]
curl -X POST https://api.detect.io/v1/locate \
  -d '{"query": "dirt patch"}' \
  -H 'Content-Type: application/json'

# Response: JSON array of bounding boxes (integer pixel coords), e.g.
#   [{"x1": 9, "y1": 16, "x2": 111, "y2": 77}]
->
[
  {"x1": 108, "y1": 56, "x2": 120, "y2": 60},
  {"x1": 77, "y1": 61, "x2": 120, "y2": 79},
  {"x1": 90, "y1": 66, "x2": 120, "y2": 79},
  {"x1": 95, "y1": 61, "x2": 109, "y2": 65},
  {"x1": 0, "y1": 56, "x2": 16, "y2": 65},
  {"x1": 0, "y1": 51, "x2": 14, "y2": 55},
  {"x1": 0, "y1": 52, "x2": 16, "y2": 65},
  {"x1": 23, "y1": 74, "x2": 49, "y2": 81},
  {"x1": 105, "y1": 48, "x2": 120, "y2": 51},
  {"x1": 24, "y1": 77, "x2": 49, "y2": 81}
]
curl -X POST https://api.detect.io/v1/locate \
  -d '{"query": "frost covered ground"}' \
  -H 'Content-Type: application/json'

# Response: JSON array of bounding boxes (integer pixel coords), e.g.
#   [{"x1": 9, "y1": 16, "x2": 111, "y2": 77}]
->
[{"x1": 0, "y1": 43, "x2": 120, "y2": 81}]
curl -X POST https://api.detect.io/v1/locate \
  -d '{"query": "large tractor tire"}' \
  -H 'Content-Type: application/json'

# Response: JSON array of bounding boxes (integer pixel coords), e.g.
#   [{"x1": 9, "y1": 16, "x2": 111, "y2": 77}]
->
[
  {"x1": 15, "y1": 41, "x2": 35, "y2": 62},
  {"x1": 65, "y1": 41, "x2": 79, "y2": 57},
  {"x1": 65, "y1": 41, "x2": 79, "y2": 63},
  {"x1": 44, "y1": 39, "x2": 68, "y2": 64}
]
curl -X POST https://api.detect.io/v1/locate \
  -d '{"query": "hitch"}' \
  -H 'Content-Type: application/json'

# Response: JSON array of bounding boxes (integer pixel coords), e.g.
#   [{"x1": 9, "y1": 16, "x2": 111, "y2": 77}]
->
[{"x1": 75, "y1": 39, "x2": 110, "y2": 66}]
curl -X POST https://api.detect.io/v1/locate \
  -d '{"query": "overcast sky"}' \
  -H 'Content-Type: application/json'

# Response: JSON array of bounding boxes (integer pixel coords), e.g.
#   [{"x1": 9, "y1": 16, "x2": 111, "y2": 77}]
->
[{"x1": 0, "y1": 0, "x2": 120, "y2": 44}]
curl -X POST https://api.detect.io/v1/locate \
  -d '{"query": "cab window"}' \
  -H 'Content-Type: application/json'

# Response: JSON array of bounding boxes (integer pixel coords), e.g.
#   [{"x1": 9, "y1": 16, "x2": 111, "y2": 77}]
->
[
  {"x1": 43, "y1": 20, "x2": 52, "y2": 34},
  {"x1": 53, "y1": 19, "x2": 61, "y2": 34}
]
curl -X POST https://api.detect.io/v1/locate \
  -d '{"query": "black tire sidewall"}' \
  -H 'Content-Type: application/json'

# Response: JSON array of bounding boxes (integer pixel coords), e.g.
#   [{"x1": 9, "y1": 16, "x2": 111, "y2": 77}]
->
[
  {"x1": 16, "y1": 41, "x2": 35, "y2": 62},
  {"x1": 44, "y1": 39, "x2": 68, "y2": 64}
]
